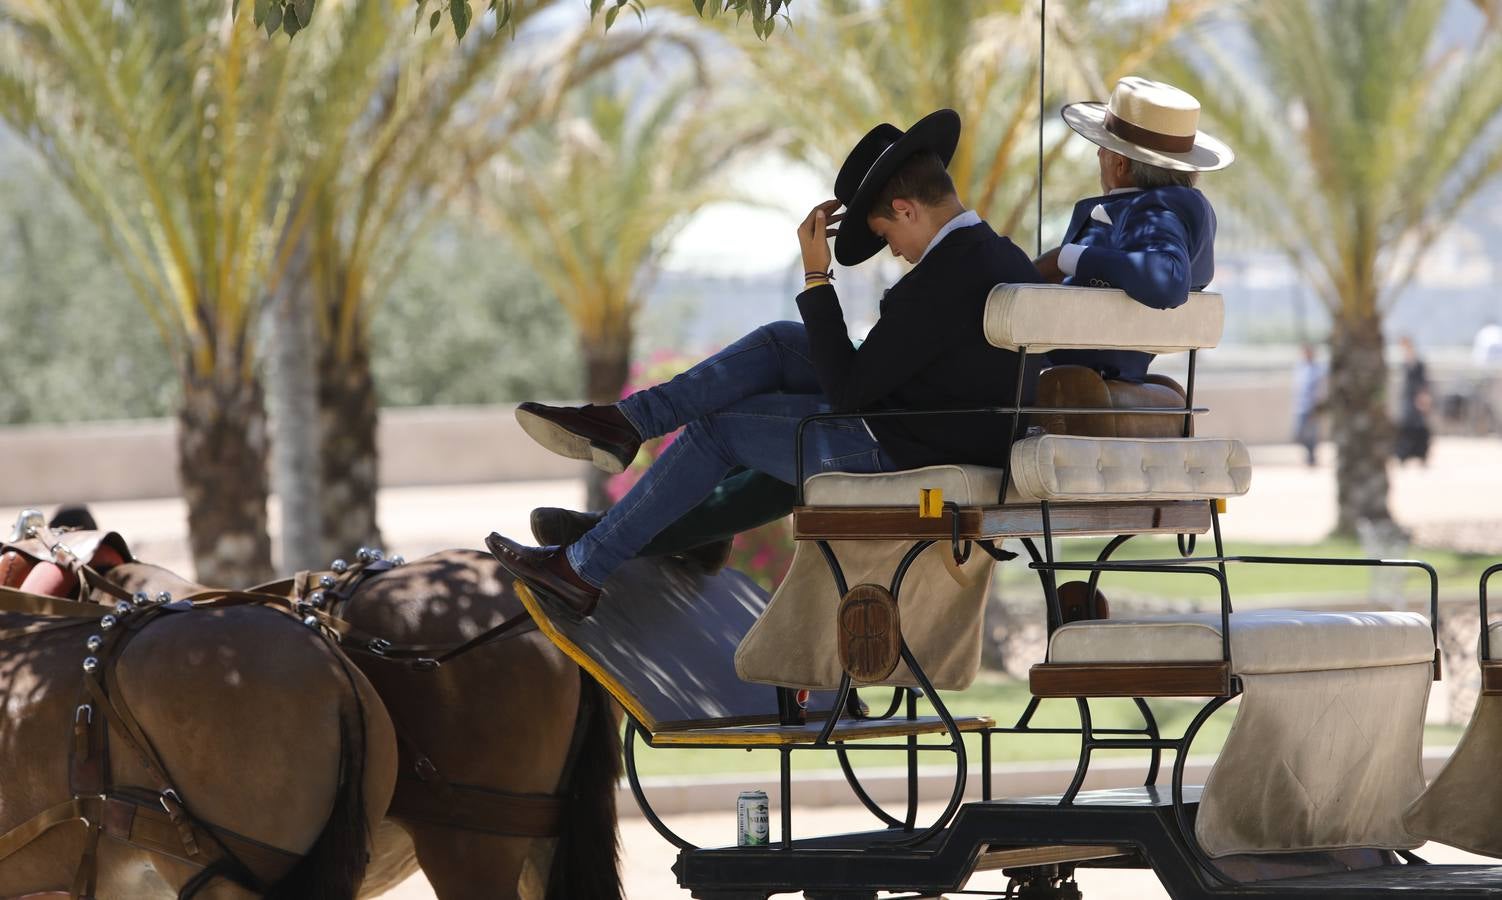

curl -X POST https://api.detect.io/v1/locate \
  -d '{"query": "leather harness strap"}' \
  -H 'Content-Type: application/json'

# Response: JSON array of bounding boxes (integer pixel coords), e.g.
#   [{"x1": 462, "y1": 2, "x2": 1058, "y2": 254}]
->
[
  {"x1": 388, "y1": 776, "x2": 563, "y2": 837},
  {"x1": 0, "y1": 588, "x2": 301, "y2": 897}
]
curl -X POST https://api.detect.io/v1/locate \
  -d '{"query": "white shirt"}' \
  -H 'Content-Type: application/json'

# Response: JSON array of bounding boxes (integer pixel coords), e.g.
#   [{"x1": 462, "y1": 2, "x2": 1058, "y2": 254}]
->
[
  {"x1": 918, "y1": 209, "x2": 982, "y2": 264},
  {"x1": 1058, "y1": 187, "x2": 1142, "y2": 276}
]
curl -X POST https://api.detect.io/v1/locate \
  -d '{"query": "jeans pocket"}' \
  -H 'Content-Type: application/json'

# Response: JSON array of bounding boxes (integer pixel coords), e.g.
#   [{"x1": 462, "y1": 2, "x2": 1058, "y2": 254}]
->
[{"x1": 820, "y1": 448, "x2": 882, "y2": 473}]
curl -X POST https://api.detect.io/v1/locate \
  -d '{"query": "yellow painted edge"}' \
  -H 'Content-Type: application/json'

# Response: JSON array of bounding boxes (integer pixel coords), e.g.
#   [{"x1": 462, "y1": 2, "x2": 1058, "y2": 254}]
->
[
  {"x1": 512, "y1": 579, "x2": 660, "y2": 733},
  {"x1": 1215, "y1": 497, "x2": 1228, "y2": 514},
  {"x1": 918, "y1": 487, "x2": 944, "y2": 518},
  {"x1": 651, "y1": 715, "x2": 995, "y2": 747}
]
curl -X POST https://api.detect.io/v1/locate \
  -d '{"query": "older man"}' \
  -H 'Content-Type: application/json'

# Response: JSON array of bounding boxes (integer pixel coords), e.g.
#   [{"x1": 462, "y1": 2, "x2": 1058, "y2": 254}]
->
[
  {"x1": 1034, "y1": 75, "x2": 1232, "y2": 380},
  {"x1": 530, "y1": 77, "x2": 1233, "y2": 569}
]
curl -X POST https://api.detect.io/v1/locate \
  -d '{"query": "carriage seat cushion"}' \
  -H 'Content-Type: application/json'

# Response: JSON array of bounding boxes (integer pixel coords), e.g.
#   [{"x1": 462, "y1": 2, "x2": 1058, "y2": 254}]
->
[
  {"x1": 1048, "y1": 609, "x2": 1433, "y2": 675},
  {"x1": 803, "y1": 435, "x2": 1251, "y2": 506},
  {"x1": 984, "y1": 283, "x2": 1225, "y2": 353}
]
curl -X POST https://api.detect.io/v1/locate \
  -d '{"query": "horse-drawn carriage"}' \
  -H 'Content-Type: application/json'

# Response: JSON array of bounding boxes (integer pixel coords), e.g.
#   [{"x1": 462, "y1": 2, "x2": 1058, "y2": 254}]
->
[{"x1": 515, "y1": 283, "x2": 1502, "y2": 899}]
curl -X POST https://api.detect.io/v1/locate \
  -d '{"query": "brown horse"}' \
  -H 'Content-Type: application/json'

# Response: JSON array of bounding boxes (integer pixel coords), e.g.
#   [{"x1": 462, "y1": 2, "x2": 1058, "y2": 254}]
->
[
  {"x1": 0, "y1": 591, "x2": 398, "y2": 898},
  {"x1": 108, "y1": 549, "x2": 622, "y2": 900}
]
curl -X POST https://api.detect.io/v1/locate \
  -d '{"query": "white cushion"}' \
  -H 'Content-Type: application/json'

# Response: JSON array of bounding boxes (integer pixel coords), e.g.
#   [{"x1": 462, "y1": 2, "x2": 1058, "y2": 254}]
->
[
  {"x1": 803, "y1": 435, "x2": 1252, "y2": 506},
  {"x1": 1009, "y1": 434, "x2": 1251, "y2": 502},
  {"x1": 1488, "y1": 622, "x2": 1502, "y2": 660},
  {"x1": 1048, "y1": 609, "x2": 1434, "y2": 675},
  {"x1": 803, "y1": 463, "x2": 1019, "y2": 506},
  {"x1": 984, "y1": 284, "x2": 1224, "y2": 353}
]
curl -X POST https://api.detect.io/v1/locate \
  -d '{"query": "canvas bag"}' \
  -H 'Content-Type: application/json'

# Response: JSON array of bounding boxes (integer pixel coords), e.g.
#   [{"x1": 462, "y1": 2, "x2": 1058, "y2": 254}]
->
[{"x1": 735, "y1": 538, "x2": 994, "y2": 691}]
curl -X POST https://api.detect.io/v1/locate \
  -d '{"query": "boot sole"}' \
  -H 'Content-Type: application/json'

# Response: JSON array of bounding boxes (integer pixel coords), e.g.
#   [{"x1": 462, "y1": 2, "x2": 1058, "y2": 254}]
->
[{"x1": 516, "y1": 408, "x2": 629, "y2": 475}]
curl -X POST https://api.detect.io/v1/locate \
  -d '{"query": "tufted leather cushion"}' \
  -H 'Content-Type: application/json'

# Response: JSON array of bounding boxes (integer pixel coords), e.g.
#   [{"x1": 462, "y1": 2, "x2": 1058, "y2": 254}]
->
[
  {"x1": 984, "y1": 283, "x2": 1224, "y2": 353},
  {"x1": 1034, "y1": 365, "x2": 1190, "y2": 438},
  {"x1": 803, "y1": 435, "x2": 1251, "y2": 505},
  {"x1": 1048, "y1": 609, "x2": 1434, "y2": 675},
  {"x1": 1008, "y1": 434, "x2": 1250, "y2": 501}
]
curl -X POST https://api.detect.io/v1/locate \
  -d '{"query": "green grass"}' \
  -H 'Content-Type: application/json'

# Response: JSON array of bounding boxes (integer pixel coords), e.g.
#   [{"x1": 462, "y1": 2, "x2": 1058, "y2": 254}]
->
[
  {"x1": 996, "y1": 535, "x2": 1494, "y2": 604},
  {"x1": 628, "y1": 675, "x2": 1466, "y2": 777}
]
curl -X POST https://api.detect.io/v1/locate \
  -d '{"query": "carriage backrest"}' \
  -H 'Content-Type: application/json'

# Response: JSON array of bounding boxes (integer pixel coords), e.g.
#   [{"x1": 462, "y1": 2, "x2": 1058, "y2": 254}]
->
[{"x1": 983, "y1": 284, "x2": 1224, "y2": 354}]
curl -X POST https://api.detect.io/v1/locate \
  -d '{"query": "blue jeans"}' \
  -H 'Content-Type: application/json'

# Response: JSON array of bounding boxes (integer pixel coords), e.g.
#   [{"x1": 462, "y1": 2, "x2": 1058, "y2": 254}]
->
[{"x1": 566, "y1": 321, "x2": 895, "y2": 586}]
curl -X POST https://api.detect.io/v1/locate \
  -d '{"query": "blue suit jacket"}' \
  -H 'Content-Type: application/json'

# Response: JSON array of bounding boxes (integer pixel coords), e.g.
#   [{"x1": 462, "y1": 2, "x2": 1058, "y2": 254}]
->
[{"x1": 1048, "y1": 186, "x2": 1216, "y2": 380}]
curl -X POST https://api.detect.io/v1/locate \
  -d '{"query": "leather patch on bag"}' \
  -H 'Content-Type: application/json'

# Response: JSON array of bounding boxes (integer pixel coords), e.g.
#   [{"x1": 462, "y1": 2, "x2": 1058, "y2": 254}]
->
[
  {"x1": 1057, "y1": 581, "x2": 1110, "y2": 624},
  {"x1": 837, "y1": 583, "x2": 902, "y2": 683}
]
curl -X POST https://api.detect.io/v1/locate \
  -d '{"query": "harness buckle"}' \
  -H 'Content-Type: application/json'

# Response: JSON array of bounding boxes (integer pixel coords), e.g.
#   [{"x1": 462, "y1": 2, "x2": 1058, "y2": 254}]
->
[
  {"x1": 367, "y1": 638, "x2": 392, "y2": 656},
  {"x1": 410, "y1": 658, "x2": 439, "y2": 672},
  {"x1": 159, "y1": 789, "x2": 183, "y2": 818},
  {"x1": 75, "y1": 704, "x2": 92, "y2": 724},
  {"x1": 414, "y1": 756, "x2": 439, "y2": 782}
]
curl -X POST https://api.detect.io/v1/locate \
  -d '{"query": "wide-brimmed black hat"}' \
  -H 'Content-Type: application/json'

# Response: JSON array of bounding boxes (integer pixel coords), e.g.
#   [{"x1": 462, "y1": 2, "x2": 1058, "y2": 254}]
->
[{"x1": 832, "y1": 109, "x2": 962, "y2": 266}]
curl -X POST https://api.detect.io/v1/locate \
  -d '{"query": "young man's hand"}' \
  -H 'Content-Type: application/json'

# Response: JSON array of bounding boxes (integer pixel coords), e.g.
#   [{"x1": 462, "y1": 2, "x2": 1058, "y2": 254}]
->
[
  {"x1": 1033, "y1": 247, "x2": 1065, "y2": 283},
  {"x1": 798, "y1": 199, "x2": 843, "y2": 275}
]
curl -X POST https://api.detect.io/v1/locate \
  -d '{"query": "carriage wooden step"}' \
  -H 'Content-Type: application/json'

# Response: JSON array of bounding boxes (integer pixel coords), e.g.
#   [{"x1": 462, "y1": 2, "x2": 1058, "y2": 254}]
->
[
  {"x1": 648, "y1": 714, "x2": 995, "y2": 747},
  {"x1": 971, "y1": 842, "x2": 1132, "y2": 871}
]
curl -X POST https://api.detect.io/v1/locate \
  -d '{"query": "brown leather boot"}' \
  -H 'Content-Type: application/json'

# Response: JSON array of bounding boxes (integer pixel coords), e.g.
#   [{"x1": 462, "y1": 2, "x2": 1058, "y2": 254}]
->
[
  {"x1": 515, "y1": 402, "x2": 641, "y2": 474},
  {"x1": 485, "y1": 532, "x2": 601, "y2": 619}
]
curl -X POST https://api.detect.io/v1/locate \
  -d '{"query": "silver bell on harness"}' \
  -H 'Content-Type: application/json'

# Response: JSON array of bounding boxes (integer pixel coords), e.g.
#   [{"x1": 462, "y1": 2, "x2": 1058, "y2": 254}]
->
[
  {"x1": 308, "y1": 590, "x2": 326, "y2": 609},
  {"x1": 85, "y1": 634, "x2": 102, "y2": 652},
  {"x1": 82, "y1": 656, "x2": 99, "y2": 674},
  {"x1": 114, "y1": 601, "x2": 131, "y2": 617},
  {"x1": 132, "y1": 591, "x2": 150, "y2": 607},
  {"x1": 391, "y1": 555, "x2": 406, "y2": 566},
  {"x1": 331, "y1": 558, "x2": 349, "y2": 574},
  {"x1": 156, "y1": 592, "x2": 172, "y2": 604},
  {"x1": 319, "y1": 575, "x2": 336, "y2": 589},
  {"x1": 99, "y1": 615, "x2": 117, "y2": 631},
  {"x1": 10, "y1": 508, "x2": 44, "y2": 542},
  {"x1": 356, "y1": 547, "x2": 373, "y2": 563}
]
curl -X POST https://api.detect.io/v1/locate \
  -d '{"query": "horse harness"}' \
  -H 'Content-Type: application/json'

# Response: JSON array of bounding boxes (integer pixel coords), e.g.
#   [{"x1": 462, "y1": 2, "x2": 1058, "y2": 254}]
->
[
  {"x1": 256, "y1": 553, "x2": 572, "y2": 840},
  {"x1": 0, "y1": 585, "x2": 302, "y2": 899}
]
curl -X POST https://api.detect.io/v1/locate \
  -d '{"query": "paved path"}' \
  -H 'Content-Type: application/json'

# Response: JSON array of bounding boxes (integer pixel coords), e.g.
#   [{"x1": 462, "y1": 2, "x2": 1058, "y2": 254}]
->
[
  {"x1": 14, "y1": 437, "x2": 1501, "y2": 580},
  {"x1": 372, "y1": 803, "x2": 1496, "y2": 899}
]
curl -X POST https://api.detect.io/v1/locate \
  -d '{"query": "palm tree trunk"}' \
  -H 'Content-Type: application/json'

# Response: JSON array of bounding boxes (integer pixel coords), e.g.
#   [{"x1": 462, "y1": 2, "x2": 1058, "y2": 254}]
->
[
  {"x1": 583, "y1": 337, "x2": 632, "y2": 511},
  {"x1": 178, "y1": 366, "x2": 275, "y2": 586},
  {"x1": 267, "y1": 234, "x2": 324, "y2": 575},
  {"x1": 1328, "y1": 312, "x2": 1393, "y2": 535},
  {"x1": 317, "y1": 333, "x2": 384, "y2": 563}
]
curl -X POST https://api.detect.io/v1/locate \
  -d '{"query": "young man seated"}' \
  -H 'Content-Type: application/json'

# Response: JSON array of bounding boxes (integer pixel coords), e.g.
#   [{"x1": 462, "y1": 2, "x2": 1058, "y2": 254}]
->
[
  {"x1": 486, "y1": 109, "x2": 1042, "y2": 617},
  {"x1": 523, "y1": 77, "x2": 1236, "y2": 571}
]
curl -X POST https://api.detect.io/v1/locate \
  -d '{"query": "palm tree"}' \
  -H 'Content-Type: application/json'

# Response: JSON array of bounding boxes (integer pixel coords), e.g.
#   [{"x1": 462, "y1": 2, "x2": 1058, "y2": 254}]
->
[
  {"x1": 279, "y1": 10, "x2": 657, "y2": 565},
  {"x1": 478, "y1": 73, "x2": 770, "y2": 508},
  {"x1": 1168, "y1": 0, "x2": 1502, "y2": 534},
  {"x1": 0, "y1": 0, "x2": 301, "y2": 585},
  {"x1": 732, "y1": 0, "x2": 1211, "y2": 248}
]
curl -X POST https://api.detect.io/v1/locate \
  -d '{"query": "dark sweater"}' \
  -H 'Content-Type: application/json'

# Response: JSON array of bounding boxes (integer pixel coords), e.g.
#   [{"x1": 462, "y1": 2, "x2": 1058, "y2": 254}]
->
[{"x1": 795, "y1": 221, "x2": 1045, "y2": 469}]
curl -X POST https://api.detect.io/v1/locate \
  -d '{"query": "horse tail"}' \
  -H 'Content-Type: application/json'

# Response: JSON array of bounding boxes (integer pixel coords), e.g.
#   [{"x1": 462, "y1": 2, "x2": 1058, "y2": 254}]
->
[
  {"x1": 546, "y1": 670, "x2": 624, "y2": 900},
  {"x1": 261, "y1": 656, "x2": 371, "y2": 900}
]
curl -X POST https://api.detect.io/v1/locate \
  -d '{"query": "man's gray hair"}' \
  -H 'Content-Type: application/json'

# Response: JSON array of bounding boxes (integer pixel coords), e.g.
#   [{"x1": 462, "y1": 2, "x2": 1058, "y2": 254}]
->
[{"x1": 1127, "y1": 157, "x2": 1199, "y2": 189}]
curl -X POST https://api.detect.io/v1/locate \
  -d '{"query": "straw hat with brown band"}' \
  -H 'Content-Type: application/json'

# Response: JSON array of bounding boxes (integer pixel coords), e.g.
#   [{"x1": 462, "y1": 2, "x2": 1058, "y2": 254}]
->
[{"x1": 1062, "y1": 76, "x2": 1233, "y2": 173}]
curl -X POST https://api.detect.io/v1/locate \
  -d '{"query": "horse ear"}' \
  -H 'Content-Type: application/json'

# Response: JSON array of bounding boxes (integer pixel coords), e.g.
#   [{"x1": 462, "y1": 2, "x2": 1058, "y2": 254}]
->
[{"x1": 49, "y1": 505, "x2": 97, "y2": 531}]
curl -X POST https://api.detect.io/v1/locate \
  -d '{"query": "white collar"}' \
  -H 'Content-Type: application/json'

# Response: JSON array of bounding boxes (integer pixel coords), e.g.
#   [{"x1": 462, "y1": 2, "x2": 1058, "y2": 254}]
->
[
  {"x1": 918, "y1": 209, "x2": 982, "y2": 264},
  {"x1": 1107, "y1": 186, "x2": 1142, "y2": 196}
]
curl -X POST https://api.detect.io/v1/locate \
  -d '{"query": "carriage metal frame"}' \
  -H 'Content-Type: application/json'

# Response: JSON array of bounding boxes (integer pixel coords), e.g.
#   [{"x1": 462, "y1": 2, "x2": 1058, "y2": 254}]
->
[{"x1": 597, "y1": 342, "x2": 1496, "y2": 900}]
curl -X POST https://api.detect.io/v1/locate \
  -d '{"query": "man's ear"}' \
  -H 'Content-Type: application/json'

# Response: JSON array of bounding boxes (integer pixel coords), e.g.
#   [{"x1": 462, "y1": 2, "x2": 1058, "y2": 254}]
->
[{"x1": 890, "y1": 197, "x2": 916, "y2": 221}]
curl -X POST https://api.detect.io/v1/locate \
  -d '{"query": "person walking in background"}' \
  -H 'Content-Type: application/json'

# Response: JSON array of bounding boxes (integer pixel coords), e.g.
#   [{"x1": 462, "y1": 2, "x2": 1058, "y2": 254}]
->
[
  {"x1": 1394, "y1": 335, "x2": 1432, "y2": 466},
  {"x1": 1291, "y1": 343, "x2": 1325, "y2": 467}
]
